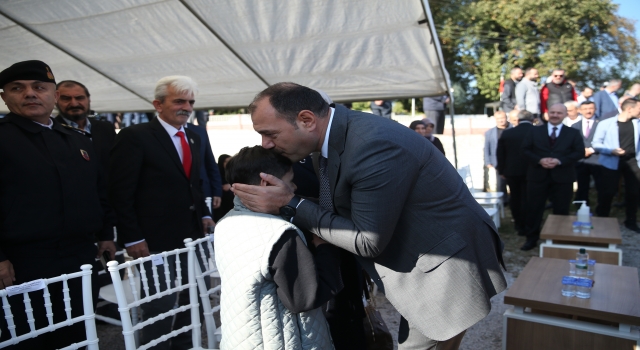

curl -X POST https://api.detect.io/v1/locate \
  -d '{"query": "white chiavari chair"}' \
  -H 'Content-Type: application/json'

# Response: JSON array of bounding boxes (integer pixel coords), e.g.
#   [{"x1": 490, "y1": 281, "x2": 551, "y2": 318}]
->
[
  {"x1": 186, "y1": 236, "x2": 221, "y2": 349},
  {"x1": 0, "y1": 265, "x2": 98, "y2": 350},
  {"x1": 107, "y1": 241, "x2": 207, "y2": 350}
]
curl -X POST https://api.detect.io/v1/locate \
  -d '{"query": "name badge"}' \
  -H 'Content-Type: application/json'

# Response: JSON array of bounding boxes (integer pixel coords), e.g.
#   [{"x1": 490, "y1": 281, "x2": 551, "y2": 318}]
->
[
  {"x1": 151, "y1": 255, "x2": 164, "y2": 266},
  {"x1": 6, "y1": 279, "x2": 46, "y2": 297}
]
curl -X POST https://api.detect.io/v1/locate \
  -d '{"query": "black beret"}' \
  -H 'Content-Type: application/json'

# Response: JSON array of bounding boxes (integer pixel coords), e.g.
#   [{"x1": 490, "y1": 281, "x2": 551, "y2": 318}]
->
[{"x1": 0, "y1": 60, "x2": 56, "y2": 88}]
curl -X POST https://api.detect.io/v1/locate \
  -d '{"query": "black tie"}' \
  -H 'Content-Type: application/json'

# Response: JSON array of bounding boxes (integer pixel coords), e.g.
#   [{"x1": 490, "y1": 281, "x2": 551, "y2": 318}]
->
[
  {"x1": 550, "y1": 127, "x2": 557, "y2": 147},
  {"x1": 319, "y1": 156, "x2": 333, "y2": 211}
]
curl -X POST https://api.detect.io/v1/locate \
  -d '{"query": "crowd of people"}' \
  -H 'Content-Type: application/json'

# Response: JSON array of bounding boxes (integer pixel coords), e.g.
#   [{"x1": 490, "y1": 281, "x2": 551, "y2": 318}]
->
[
  {"x1": 484, "y1": 67, "x2": 640, "y2": 251},
  {"x1": 1, "y1": 60, "x2": 509, "y2": 350}
]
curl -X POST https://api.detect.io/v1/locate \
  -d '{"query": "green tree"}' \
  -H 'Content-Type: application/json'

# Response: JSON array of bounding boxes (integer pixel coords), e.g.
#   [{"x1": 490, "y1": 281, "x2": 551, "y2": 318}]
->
[{"x1": 430, "y1": 0, "x2": 638, "y2": 112}]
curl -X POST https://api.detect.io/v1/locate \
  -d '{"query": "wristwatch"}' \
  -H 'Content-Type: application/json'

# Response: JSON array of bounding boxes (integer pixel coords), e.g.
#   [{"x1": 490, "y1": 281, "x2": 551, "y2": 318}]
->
[{"x1": 279, "y1": 195, "x2": 301, "y2": 221}]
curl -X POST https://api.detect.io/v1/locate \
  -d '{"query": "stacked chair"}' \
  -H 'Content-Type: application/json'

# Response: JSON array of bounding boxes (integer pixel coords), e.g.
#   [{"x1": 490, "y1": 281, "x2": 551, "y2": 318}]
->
[{"x1": 457, "y1": 165, "x2": 504, "y2": 228}]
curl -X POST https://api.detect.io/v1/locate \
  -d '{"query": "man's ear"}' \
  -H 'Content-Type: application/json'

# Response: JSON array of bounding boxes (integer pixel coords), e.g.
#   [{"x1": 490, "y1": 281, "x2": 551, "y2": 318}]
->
[
  {"x1": 152, "y1": 99, "x2": 163, "y2": 113},
  {"x1": 297, "y1": 110, "x2": 317, "y2": 130}
]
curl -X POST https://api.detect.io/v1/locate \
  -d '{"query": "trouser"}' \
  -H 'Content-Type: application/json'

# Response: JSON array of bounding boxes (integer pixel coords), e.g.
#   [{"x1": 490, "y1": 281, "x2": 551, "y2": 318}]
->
[
  {"x1": 195, "y1": 111, "x2": 208, "y2": 127},
  {"x1": 525, "y1": 179, "x2": 573, "y2": 240},
  {"x1": 574, "y1": 162, "x2": 602, "y2": 208},
  {"x1": 425, "y1": 110, "x2": 446, "y2": 134},
  {"x1": 506, "y1": 175, "x2": 527, "y2": 232},
  {"x1": 398, "y1": 316, "x2": 466, "y2": 350},
  {"x1": 484, "y1": 167, "x2": 509, "y2": 202},
  {"x1": 597, "y1": 161, "x2": 639, "y2": 224},
  {"x1": 140, "y1": 248, "x2": 209, "y2": 350},
  {"x1": 0, "y1": 241, "x2": 98, "y2": 350}
]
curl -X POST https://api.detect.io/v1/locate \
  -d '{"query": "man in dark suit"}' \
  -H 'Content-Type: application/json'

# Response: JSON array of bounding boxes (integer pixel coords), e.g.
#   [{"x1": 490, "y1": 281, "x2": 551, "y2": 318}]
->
[
  {"x1": 571, "y1": 101, "x2": 601, "y2": 208},
  {"x1": 109, "y1": 75, "x2": 213, "y2": 350},
  {"x1": 55, "y1": 80, "x2": 116, "y2": 179},
  {"x1": 521, "y1": 103, "x2": 584, "y2": 250},
  {"x1": 233, "y1": 83, "x2": 507, "y2": 349},
  {"x1": 186, "y1": 122, "x2": 222, "y2": 210},
  {"x1": 497, "y1": 110, "x2": 535, "y2": 235},
  {"x1": 0, "y1": 60, "x2": 115, "y2": 349},
  {"x1": 500, "y1": 67, "x2": 523, "y2": 112}
]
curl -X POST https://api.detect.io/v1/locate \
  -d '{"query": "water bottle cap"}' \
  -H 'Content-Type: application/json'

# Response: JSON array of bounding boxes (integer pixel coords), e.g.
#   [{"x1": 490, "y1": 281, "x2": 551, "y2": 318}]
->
[
  {"x1": 579, "y1": 248, "x2": 586, "y2": 254},
  {"x1": 588, "y1": 260, "x2": 596, "y2": 265}
]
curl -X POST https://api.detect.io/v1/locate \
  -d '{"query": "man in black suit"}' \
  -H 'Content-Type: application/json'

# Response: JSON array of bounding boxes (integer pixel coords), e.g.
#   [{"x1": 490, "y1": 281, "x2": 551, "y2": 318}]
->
[
  {"x1": 571, "y1": 101, "x2": 601, "y2": 208},
  {"x1": 497, "y1": 110, "x2": 535, "y2": 235},
  {"x1": 55, "y1": 80, "x2": 116, "y2": 179},
  {"x1": 109, "y1": 75, "x2": 213, "y2": 350},
  {"x1": 521, "y1": 103, "x2": 584, "y2": 250},
  {"x1": 0, "y1": 60, "x2": 115, "y2": 349},
  {"x1": 186, "y1": 122, "x2": 222, "y2": 210}
]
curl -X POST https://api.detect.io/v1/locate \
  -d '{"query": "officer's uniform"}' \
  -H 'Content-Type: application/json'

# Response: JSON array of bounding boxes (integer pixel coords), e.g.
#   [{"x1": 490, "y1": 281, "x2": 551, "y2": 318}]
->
[{"x1": 0, "y1": 113, "x2": 114, "y2": 349}]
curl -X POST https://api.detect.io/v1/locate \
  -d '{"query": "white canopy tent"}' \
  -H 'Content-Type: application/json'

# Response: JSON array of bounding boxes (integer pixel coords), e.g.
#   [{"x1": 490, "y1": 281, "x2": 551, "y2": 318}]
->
[{"x1": 0, "y1": 0, "x2": 457, "y2": 163}]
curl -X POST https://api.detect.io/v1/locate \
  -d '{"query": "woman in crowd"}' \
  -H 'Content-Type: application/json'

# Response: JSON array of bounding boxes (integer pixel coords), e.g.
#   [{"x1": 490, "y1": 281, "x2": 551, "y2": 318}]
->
[
  {"x1": 410, "y1": 119, "x2": 445, "y2": 155},
  {"x1": 214, "y1": 154, "x2": 235, "y2": 221}
]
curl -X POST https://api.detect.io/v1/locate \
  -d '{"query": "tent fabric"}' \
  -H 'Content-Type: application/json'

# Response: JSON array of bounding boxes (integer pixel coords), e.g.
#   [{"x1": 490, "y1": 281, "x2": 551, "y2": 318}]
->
[{"x1": 0, "y1": 0, "x2": 450, "y2": 112}]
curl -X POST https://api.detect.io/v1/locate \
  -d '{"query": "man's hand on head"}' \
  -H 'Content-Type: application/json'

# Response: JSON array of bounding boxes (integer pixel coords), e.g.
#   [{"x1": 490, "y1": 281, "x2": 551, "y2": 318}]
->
[{"x1": 232, "y1": 173, "x2": 295, "y2": 214}]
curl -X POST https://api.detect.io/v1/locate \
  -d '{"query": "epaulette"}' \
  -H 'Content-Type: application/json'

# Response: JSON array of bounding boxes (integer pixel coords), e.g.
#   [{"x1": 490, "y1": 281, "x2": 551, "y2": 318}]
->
[{"x1": 61, "y1": 123, "x2": 92, "y2": 137}]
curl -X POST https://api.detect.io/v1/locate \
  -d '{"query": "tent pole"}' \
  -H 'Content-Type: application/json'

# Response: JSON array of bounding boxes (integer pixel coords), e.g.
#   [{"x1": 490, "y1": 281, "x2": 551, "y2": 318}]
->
[
  {"x1": 411, "y1": 98, "x2": 415, "y2": 117},
  {"x1": 449, "y1": 98, "x2": 458, "y2": 168}
]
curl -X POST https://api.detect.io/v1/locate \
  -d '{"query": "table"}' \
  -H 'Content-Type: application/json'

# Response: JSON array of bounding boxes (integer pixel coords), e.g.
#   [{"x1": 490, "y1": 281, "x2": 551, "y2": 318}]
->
[
  {"x1": 502, "y1": 257, "x2": 640, "y2": 350},
  {"x1": 539, "y1": 214, "x2": 622, "y2": 265}
]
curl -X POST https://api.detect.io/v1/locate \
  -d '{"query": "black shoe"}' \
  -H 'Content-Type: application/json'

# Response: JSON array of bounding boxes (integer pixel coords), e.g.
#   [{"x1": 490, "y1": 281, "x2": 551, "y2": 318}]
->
[
  {"x1": 520, "y1": 239, "x2": 538, "y2": 251},
  {"x1": 624, "y1": 223, "x2": 640, "y2": 233}
]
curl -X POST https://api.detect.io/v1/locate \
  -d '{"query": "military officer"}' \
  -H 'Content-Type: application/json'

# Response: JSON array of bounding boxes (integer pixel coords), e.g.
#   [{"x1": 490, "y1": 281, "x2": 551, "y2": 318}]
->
[{"x1": 0, "y1": 60, "x2": 115, "y2": 349}]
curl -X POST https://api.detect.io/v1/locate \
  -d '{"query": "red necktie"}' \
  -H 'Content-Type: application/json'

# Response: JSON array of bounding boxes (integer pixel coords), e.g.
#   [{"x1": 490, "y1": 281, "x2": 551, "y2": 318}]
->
[{"x1": 176, "y1": 131, "x2": 192, "y2": 178}]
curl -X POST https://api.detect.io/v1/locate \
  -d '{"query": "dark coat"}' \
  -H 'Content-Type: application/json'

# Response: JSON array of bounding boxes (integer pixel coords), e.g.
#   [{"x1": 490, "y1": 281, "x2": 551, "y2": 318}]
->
[
  {"x1": 54, "y1": 115, "x2": 116, "y2": 180},
  {"x1": 521, "y1": 124, "x2": 584, "y2": 183},
  {"x1": 186, "y1": 123, "x2": 222, "y2": 198},
  {"x1": 109, "y1": 117, "x2": 210, "y2": 252},
  {"x1": 500, "y1": 78, "x2": 518, "y2": 112},
  {"x1": 497, "y1": 122, "x2": 534, "y2": 177},
  {"x1": 0, "y1": 113, "x2": 114, "y2": 262}
]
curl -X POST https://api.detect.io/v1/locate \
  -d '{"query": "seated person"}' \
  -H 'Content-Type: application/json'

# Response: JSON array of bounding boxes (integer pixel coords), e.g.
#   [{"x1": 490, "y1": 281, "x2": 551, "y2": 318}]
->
[{"x1": 214, "y1": 146, "x2": 342, "y2": 350}]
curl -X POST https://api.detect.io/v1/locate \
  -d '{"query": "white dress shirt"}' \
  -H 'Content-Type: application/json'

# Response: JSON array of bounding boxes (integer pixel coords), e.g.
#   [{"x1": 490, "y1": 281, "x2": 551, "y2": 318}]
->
[
  {"x1": 547, "y1": 122, "x2": 563, "y2": 136},
  {"x1": 320, "y1": 107, "x2": 335, "y2": 158}
]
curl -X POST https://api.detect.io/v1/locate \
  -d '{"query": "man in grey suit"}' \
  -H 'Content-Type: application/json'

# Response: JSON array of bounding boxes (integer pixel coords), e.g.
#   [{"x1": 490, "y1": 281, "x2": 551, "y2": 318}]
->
[
  {"x1": 484, "y1": 110, "x2": 509, "y2": 196},
  {"x1": 233, "y1": 83, "x2": 507, "y2": 349}
]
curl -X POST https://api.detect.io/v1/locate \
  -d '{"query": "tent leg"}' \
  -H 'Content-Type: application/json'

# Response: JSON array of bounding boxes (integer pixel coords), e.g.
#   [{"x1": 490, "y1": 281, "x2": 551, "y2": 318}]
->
[
  {"x1": 449, "y1": 101, "x2": 458, "y2": 168},
  {"x1": 411, "y1": 98, "x2": 415, "y2": 117}
]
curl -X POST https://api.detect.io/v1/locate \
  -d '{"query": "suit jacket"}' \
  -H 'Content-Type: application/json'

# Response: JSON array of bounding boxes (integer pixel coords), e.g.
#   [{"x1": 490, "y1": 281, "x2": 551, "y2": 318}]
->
[
  {"x1": 109, "y1": 117, "x2": 209, "y2": 252},
  {"x1": 571, "y1": 119, "x2": 600, "y2": 165},
  {"x1": 484, "y1": 127, "x2": 505, "y2": 167},
  {"x1": 500, "y1": 78, "x2": 517, "y2": 112},
  {"x1": 186, "y1": 123, "x2": 222, "y2": 198},
  {"x1": 591, "y1": 116, "x2": 640, "y2": 170},
  {"x1": 521, "y1": 124, "x2": 584, "y2": 183},
  {"x1": 497, "y1": 122, "x2": 534, "y2": 177},
  {"x1": 54, "y1": 116, "x2": 116, "y2": 180},
  {"x1": 592, "y1": 90, "x2": 618, "y2": 119},
  {"x1": 292, "y1": 105, "x2": 507, "y2": 341}
]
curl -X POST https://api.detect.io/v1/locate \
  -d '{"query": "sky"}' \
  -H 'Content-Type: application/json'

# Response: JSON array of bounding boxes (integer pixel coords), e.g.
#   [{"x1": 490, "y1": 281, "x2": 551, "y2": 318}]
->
[{"x1": 614, "y1": 0, "x2": 640, "y2": 39}]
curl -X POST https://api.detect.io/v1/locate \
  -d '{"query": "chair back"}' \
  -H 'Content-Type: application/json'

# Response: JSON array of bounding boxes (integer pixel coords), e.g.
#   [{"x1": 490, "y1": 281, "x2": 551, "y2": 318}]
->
[
  {"x1": 457, "y1": 165, "x2": 475, "y2": 193},
  {"x1": 0, "y1": 265, "x2": 98, "y2": 350},
  {"x1": 186, "y1": 236, "x2": 221, "y2": 349},
  {"x1": 107, "y1": 243, "x2": 201, "y2": 350}
]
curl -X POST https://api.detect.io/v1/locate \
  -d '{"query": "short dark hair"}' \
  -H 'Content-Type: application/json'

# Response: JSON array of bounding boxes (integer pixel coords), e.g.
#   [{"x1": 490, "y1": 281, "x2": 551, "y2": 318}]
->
[
  {"x1": 409, "y1": 120, "x2": 426, "y2": 130},
  {"x1": 621, "y1": 98, "x2": 638, "y2": 112},
  {"x1": 225, "y1": 146, "x2": 292, "y2": 185},
  {"x1": 524, "y1": 67, "x2": 536, "y2": 75},
  {"x1": 580, "y1": 100, "x2": 595, "y2": 107},
  {"x1": 56, "y1": 80, "x2": 90, "y2": 97},
  {"x1": 517, "y1": 110, "x2": 534, "y2": 121},
  {"x1": 248, "y1": 82, "x2": 330, "y2": 126}
]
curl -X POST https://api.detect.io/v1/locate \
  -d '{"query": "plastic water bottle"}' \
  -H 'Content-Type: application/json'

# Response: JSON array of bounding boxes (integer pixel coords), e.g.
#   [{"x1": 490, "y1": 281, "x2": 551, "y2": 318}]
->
[
  {"x1": 576, "y1": 248, "x2": 589, "y2": 276},
  {"x1": 561, "y1": 276, "x2": 576, "y2": 297},
  {"x1": 587, "y1": 259, "x2": 596, "y2": 276},
  {"x1": 575, "y1": 277, "x2": 593, "y2": 298}
]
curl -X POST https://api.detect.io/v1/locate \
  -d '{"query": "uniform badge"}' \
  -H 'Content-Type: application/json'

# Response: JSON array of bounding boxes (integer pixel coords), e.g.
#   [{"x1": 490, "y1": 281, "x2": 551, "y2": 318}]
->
[
  {"x1": 80, "y1": 149, "x2": 90, "y2": 161},
  {"x1": 46, "y1": 66, "x2": 55, "y2": 80},
  {"x1": 190, "y1": 138, "x2": 194, "y2": 144}
]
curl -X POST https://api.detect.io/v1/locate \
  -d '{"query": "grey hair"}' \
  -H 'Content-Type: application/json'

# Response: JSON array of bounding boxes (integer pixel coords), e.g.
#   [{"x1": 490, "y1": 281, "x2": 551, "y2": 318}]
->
[
  {"x1": 517, "y1": 110, "x2": 534, "y2": 121},
  {"x1": 609, "y1": 79, "x2": 622, "y2": 86},
  {"x1": 564, "y1": 101, "x2": 579, "y2": 109},
  {"x1": 154, "y1": 75, "x2": 198, "y2": 102}
]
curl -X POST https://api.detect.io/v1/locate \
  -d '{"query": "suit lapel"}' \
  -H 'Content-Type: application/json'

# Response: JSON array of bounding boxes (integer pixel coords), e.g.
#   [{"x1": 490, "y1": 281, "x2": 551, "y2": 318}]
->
[
  {"x1": 150, "y1": 118, "x2": 188, "y2": 179},
  {"x1": 327, "y1": 105, "x2": 348, "y2": 199}
]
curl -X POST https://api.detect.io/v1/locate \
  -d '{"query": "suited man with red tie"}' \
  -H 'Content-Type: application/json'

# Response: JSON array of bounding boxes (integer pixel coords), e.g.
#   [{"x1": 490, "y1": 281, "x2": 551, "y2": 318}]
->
[{"x1": 109, "y1": 75, "x2": 213, "y2": 350}]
